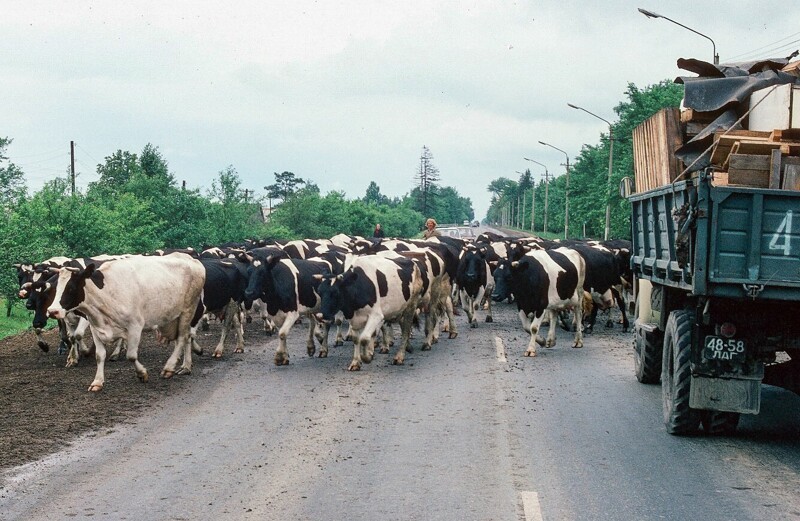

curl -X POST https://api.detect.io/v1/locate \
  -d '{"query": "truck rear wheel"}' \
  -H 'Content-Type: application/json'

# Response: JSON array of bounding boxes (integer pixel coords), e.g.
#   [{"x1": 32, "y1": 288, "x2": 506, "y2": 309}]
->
[
  {"x1": 662, "y1": 309, "x2": 701, "y2": 435},
  {"x1": 634, "y1": 323, "x2": 662, "y2": 384},
  {"x1": 700, "y1": 411, "x2": 740, "y2": 435}
]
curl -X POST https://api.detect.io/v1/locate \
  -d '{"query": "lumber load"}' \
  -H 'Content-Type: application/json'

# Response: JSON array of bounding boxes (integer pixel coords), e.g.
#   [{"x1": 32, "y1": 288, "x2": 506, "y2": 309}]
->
[{"x1": 633, "y1": 108, "x2": 683, "y2": 192}]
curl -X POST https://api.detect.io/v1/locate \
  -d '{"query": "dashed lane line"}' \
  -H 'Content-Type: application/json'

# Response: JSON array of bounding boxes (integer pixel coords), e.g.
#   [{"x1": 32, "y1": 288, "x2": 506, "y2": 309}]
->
[
  {"x1": 520, "y1": 490, "x2": 544, "y2": 521},
  {"x1": 494, "y1": 335, "x2": 507, "y2": 363}
]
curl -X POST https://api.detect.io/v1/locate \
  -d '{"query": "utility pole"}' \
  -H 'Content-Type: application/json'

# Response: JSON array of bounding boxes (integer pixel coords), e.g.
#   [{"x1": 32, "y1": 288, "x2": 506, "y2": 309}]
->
[
  {"x1": 70, "y1": 140, "x2": 76, "y2": 196},
  {"x1": 543, "y1": 170, "x2": 551, "y2": 234},
  {"x1": 531, "y1": 184, "x2": 536, "y2": 233},
  {"x1": 517, "y1": 195, "x2": 521, "y2": 229}
]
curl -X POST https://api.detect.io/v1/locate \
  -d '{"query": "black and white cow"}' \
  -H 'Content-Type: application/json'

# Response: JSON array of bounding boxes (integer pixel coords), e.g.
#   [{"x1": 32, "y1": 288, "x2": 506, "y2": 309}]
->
[
  {"x1": 197, "y1": 258, "x2": 252, "y2": 358},
  {"x1": 493, "y1": 247, "x2": 585, "y2": 356},
  {"x1": 315, "y1": 254, "x2": 428, "y2": 370},
  {"x1": 46, "y1": 253, "x2": 206, "y2": 392},
  {"x1": 243, "y1": 253, "x2": 332, "y2": 365},
  {"x1": 455, "y1": 243, "x2": 495, "y2": 327}
]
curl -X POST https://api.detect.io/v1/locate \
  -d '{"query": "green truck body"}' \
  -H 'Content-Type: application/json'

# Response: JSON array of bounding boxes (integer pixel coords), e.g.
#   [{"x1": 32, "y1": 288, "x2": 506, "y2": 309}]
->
[{"x1": 630, "y1": 170, "x2": 800, "y2": 434}]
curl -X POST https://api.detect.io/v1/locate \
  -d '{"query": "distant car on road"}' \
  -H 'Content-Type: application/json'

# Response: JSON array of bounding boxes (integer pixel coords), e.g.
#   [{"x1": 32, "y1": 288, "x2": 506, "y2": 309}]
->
[
  {"x1": 472, "y1": 220, "x2": 480, "y2": 227},
  {"x1": 437, "y1": 226, "x2": 476, "y2": 241},
  {"x1": 462, "y1": 220, "x2": 470, "y2": 226}
]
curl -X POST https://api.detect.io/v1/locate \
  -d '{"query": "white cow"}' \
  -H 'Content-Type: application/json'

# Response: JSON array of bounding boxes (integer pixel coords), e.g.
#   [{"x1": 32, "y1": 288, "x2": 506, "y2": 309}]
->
[{"x1": 47, "y1": 253, "x2": 205, "y2": 392}]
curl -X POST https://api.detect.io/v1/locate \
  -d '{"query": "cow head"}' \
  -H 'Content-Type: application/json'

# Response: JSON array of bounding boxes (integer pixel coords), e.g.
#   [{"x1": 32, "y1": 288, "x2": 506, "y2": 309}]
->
[
  {"x1": 27, "y1": 274, "x2": 58, "y2": 329},
  {"x1": 314, "y1": 270, "x2": 358, "y2": 323},
  {"x1": 244, "y1": 254, "x2": 282, "y2": 303},
  {"x1": 46, "y1": 264, "x2": 102, "y2": 319}
]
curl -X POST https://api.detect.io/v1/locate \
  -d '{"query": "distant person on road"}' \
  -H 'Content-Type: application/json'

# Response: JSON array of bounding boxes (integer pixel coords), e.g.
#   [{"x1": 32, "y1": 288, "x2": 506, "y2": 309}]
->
[
  {"x1": 373, "y1": 223, "x2": 385, "y2": 238},
  {"x1": 423, "y1": 218, "x2": 440, "y2": 239}
]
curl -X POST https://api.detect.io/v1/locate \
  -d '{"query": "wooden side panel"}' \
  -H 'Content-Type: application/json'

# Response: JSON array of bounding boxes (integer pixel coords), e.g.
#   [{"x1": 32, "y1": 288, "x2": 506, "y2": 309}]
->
[{"x1": 633, "y1": 108, "x2": 682, "y2": 192}]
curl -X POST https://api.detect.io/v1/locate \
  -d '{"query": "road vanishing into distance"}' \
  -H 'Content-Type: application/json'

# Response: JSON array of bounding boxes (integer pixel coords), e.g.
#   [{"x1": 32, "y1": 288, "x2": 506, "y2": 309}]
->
[{"x1": 2, "y1": 241, "x2": 800, "y2": 520}]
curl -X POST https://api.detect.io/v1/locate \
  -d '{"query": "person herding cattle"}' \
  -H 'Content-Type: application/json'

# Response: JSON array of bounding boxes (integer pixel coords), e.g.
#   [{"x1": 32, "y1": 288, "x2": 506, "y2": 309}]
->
[{"x1": 423, "y1": 218, "x2": 440, "y2": 239}]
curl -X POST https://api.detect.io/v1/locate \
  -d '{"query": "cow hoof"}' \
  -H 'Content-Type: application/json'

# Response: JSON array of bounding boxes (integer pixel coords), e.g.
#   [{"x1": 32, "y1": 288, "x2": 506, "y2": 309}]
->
[
  {"x1": 175, "y1": 367, "x2": 192, "y2": 375},
  {"x1": 87, "y1": 383, "x2": 103, "y2": 392},
  {"x1": 274, "y1": 356, "x2": 290, "y2": 366},
  {"x1": 246, "y1": 315, "x2": 252, "y2": 324},
  {"x1": 572, "y1": 343, "x2": 583, "y2": 349},
  {"x1": 335, "y1": 340, "x2": 344, "y2": 347},
  {"x1": 234, "y1": 347, "x2": 244, "y2": 354},
  {"x1": 307, "y1": 347, "x2": 316, "y2": 357},
  {"x1": 212, "y1": 351, "x2": 223, "y2": 359},
  {"x1": 348, "y1": 362, "x2": 361, "y2": 371},
  {"x1": 448, "y1": 332, "x2": 458, "y2": 339},
  {"x1": 470, "y1": 322, "x2": 478, "y2": 329},
  {"x1": 162, "y1": 369, "x2": 174, "y2": 378},
  {"x1": 524, "y1": 350, "x2": 537, "y2": 357},
  {"x1": 546, "y1": 341, "x2": 556, "y2": 349},
  {"x1": 318, "y1": 350, "x2": 328, "y2": 358},
  {"x1": 139, "y1": 371, "x2": 150, "y2": 383},
  {"x1": 65, "y1": 359, "x2": 77, "y2": 368},
  {"x1": 421, "y1": 344, "x2": 432, "y2": 351},
  {"x1": 361, "y1": 354, "x2": 373, "y2": 364},
  {"x1": 485, "y1": 316, "x2": 493, "y2": 323},
  {"x1": 379, "y1": 347, "x2": 389, "y2": 354},
  {"x1": 38, "y1": 341, "x2": 50, "y2": 353},
  {"x1": 392, "y1": 359, "x2": 405, "y2": 365},
  {"x1": 406, "y1": 345, "x2": 414, "y2": 353}
]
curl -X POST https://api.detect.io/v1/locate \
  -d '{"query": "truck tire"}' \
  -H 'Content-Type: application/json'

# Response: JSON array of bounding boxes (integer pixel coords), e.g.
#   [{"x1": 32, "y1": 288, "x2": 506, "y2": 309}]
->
[
  {"x1": 634, "y1": 323, "x2": 662, "y2": 384},
  {"x1": 662, "y1": 309, "x2": 701, "y2": 435},
  {"x1": 700, "y1": 411, "x2": 740, "y2": 435}
]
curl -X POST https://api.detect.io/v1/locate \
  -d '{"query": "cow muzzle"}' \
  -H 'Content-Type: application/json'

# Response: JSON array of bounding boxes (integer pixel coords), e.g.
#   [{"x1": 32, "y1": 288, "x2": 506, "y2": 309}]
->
[{"x1": 47, "y1": 307, "x2": 65, "y2": 320}]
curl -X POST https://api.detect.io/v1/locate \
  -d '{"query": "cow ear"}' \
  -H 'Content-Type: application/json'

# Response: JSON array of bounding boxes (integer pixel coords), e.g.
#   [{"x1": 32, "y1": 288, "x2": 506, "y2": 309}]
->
[{"x1": 82, "y1": 263, "x2": 96, "y2": 279}]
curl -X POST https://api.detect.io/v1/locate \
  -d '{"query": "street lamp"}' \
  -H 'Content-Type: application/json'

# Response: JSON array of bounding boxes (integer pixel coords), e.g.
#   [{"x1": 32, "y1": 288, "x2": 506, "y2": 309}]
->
[
  {"x1": 638, "y1": 7, "x2": 718, "y2": 65},
  {"x1": 523, "y1": 157, "x2": 550, "y2": 234},
  {"x1": 538, "y1": 141, "x2": 570, "y2": 239},
  {"x1": 567, "y1": 103, "x2": 615, "y2": 240}
]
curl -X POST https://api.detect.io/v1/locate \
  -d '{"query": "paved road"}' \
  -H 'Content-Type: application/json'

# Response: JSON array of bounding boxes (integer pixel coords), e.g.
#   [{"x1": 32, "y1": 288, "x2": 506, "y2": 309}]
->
[{"x1": 1, "y1": 299, "x2": 799, "y2": 520}]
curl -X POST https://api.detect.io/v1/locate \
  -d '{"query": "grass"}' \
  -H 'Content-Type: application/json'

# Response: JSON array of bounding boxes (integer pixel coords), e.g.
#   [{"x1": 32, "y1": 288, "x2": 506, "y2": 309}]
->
[{"x1": 0, "y1": 299, "x2": 35, "y2": 340}]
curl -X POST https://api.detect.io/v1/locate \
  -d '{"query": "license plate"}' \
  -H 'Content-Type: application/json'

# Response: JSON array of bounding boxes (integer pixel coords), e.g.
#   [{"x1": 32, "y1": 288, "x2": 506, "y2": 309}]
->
[{"x1": 703, "y1": 335, "x2": 746, "y2": 363}]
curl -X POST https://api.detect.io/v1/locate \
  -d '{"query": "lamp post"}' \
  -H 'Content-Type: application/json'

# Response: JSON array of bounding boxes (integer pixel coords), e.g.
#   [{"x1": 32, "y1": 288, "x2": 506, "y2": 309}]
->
[
  {"x1": 567, "y1": 103, "x2": 615, "y2": 240},
  {"x1": 638, "y1": 7, "x2": 718, "y2": 64},
  {"x1": 539, "y1": 141, "x2": 570, "y2": 239},
  {"x1": 523, "y1": 157, "x2": 549, "y2": 234}
]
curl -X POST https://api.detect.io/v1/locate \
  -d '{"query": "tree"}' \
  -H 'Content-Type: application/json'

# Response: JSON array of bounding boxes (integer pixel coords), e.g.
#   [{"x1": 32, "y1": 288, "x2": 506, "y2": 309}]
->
[
  {"x1": 363, "y1": 181, "x2": 387, "y2": 205},
  {"x1": 0, "y1": 137, "x2": 26, "y2": 209},
  {"x1": 414, "y1": 146, "x2": 440, "y2": 216},
  {"x1": 265, "y1": 171, "x2": 305, "y2": 203},
  {"x1": 93, "y1": 150, "x2": 141, "y2": 193}
]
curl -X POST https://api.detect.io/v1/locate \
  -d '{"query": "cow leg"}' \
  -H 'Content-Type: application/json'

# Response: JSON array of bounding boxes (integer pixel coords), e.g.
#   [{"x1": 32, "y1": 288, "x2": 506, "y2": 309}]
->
[
  {"x1": 213, "y1": 302, "x2": 238, "y2": 358},
  {"x1": 445, "y1": 294, "x2": 458, "y2": 339},
  {"x1": 613, "y1": 287, "x2": 629, "y2": 332},
  {"x1": 88, "y1": 330, "x2": 109, "y2": 392},
  {"x1": 122, "y1": 327, "x2": 151, "y2": 382},
  {"x1": 393, "y1": 310, "x2": 416, "y2": 365},
  {"x1": 334, "y1": 314, "x2": 344, "y2": 347},
  {"x1": 350, "y1": 315, "x2": 382, "y2": 370},
  {"x1": 520, "y1": 311, "x2": 538, "y2": 357},
  {"x1": 572, "y1": 299, "x2": 584, "y2": 349},
  {"x1": 484, "y1": 283, "x2": 494, "y2": 323},
  {"x1": 274, "y1": 312, "x2": 297, "y2": 366},
  {"x1": 460, "y1": 289, "x2": 476, "y2": 327},
  {"x1": 57, "y1": 319, "x2": 71, "y2": 355},
  {"x1": 34, "y1": 327, "x2": 49, "y2": 352},
  {"x1": 311, "y1": 315, "x2": 329, "y2": 358},
  {"x1": 109, "y1": 339, "x2": 126, "y2": 361},
  {"x1": 234, "y1": 307, "x2": 245, "y2": 353}
]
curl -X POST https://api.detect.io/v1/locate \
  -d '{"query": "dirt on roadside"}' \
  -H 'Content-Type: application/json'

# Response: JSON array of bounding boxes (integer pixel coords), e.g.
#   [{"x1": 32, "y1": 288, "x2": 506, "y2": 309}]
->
[{"x1": 0, "y1": 320, "x2": 258, "y2": 472}]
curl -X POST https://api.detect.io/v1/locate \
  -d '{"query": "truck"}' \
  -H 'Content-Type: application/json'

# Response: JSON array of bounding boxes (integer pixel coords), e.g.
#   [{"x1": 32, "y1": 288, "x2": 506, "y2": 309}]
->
[{"x1": 626, "y1": 58, "x2": 800, "y2": 435}]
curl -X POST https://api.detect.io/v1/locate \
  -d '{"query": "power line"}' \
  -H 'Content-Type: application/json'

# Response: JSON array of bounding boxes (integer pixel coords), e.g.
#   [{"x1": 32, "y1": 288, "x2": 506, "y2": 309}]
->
[
  {"x1": 727, "y1": 31, "x2": 800, "y2": 61},
  {"x1": 5, "y1": 146, "x2": 65, "y2": 160}
]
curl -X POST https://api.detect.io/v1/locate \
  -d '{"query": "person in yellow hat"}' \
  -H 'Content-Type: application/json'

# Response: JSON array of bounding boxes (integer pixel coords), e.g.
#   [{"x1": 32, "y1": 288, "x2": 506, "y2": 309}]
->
[{"x1": 423, "y1": 218, "x2": 440, "y2": 239}]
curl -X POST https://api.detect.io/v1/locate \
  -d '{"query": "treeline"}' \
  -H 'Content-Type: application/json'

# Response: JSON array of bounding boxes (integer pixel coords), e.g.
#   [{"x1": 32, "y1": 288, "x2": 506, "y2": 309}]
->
[
  {"x1": 0, "y1": 141, "x2": 473, "y2": 312},
  {"x1": 486, "y1": 80, "x2": 684, "y2": 239}
]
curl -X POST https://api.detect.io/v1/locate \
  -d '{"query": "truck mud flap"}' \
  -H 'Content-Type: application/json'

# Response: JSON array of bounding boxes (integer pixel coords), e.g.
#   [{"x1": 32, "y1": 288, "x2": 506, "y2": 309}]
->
[{"x1": 689, "y1": 375, "x2": 761, "y2": 414}]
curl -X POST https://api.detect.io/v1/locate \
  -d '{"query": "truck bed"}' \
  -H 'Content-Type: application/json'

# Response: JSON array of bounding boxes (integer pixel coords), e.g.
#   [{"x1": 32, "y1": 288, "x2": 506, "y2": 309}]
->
[{"x1": 631, "y1": 173, "x2": 800, "y2": 301}]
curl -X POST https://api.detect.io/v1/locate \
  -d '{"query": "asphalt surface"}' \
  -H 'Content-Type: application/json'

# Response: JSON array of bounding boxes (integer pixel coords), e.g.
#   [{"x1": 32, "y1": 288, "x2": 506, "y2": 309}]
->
[{"x1": 1, "y1": 293, "x2": 799, "y2": 521}]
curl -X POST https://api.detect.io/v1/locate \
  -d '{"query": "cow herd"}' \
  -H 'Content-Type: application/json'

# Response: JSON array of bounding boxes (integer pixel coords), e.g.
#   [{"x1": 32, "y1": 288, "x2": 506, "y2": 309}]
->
[{"x1": 13, "y1": 231, "x2": 631, "y2": 392}]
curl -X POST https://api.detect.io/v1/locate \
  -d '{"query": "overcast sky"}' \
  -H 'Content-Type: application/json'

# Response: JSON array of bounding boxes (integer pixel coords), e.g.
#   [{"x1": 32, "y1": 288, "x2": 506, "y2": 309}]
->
[{"x1": 3, "y1": 1, "x2": 798, "y2": 220}]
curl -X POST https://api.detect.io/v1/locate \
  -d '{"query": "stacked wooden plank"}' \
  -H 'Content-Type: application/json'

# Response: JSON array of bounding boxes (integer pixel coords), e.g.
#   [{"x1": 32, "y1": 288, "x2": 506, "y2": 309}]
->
[
  {"x1": 710, "y1": 129, "x2": 800, "y2": 189},
  {"x1": 633, "y1": 108, "x2": 683, "y2": 192}
]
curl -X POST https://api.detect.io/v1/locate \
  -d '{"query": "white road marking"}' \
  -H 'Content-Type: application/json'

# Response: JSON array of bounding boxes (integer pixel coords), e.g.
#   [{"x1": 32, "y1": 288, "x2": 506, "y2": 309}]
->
[
  {"x1": 494, "y1": 336, "x2": 507, "y2": 363},
  {"x1": 520, "y1": 490, "x2": 544, "y2": 521}
]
